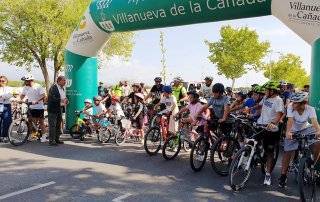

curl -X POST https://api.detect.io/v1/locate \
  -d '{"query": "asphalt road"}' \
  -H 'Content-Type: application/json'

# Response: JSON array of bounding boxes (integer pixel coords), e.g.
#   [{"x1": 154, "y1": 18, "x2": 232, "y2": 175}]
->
[{"x1": 0, "y1": 136, "x2": 309, "y2": 202}]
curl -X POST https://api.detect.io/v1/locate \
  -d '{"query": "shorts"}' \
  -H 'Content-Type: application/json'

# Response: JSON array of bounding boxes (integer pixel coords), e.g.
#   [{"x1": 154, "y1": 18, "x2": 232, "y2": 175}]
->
[
  {"x1": 261, "y1": 131, "x2": 280, "y2": 153},
  {"x1": 29, "y1": 109, "x2": 44, "y2": 118},
  {"x1": 284, "y1": 126, "x2": 319, "y2": 152}
]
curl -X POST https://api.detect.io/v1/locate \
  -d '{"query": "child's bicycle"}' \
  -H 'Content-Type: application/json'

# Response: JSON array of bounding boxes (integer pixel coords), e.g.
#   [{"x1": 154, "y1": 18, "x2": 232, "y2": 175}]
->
[
  {"x1": 69, "y1": 111, "x2": 92, "y2": 141},
  {"x1": 115, "y1": 118, "x2": 143, "y2": 146}
]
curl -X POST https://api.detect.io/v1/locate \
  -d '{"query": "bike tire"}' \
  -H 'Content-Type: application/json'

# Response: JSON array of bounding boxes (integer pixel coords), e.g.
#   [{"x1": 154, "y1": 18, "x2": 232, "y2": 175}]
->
[
  {"x1": 162, "y1": 135, "x2": 181, "y2": 160},
  {"x1": 298, "y1": 157, "x2": 317, "y2": 202},
  {"x1": 210, "y1": 137, "x2": 240, "y2": 177},
  {"x1": 115, "y1": 130, "x2": 126, "y2": 146},
  {"x1": 144, "y1": 127, "x2": 162, "y2": 156},
  {"x1": 190, "y1": 136, "x2": 209, "y2": 172},
  {"x1": 229, "y1": 146, "x2": 253, "y2": 191},
  {"x1": 8, "y1": 120, "x2": 29, "y2": 146},
  {"x1": 97, "y1": 128, "x2": 112, "y2": 143}
]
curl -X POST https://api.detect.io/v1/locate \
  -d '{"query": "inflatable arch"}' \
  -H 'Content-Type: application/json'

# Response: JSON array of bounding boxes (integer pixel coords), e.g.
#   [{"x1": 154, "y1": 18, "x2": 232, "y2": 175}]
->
[{"x1": 65, "y1": 0, "x2": 320, "y2": 127}]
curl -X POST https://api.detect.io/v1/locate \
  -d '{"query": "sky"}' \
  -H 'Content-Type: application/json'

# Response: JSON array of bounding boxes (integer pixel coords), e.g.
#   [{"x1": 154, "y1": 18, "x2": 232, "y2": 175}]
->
[{"x1": 0, "y1": 16, "x2": 311, "y2": 87}]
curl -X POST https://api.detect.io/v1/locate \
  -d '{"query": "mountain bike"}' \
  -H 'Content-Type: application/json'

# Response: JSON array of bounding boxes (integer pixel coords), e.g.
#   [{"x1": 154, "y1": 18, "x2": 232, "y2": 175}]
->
[
  {"x1": 229, "y1": 123, "x2": 279, "y2": 191},
  {"x1": 8, "y1": 102, "x2": 47, "y2": 146},
  {"x1": 292, "y1": 127, "x2": 320, "y2": 202}
]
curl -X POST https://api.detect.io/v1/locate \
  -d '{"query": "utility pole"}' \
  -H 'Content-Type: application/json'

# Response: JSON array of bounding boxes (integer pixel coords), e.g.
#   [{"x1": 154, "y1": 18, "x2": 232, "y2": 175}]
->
[{"x1": 160, "y1": 31, "x2": 168, "y2": 85}]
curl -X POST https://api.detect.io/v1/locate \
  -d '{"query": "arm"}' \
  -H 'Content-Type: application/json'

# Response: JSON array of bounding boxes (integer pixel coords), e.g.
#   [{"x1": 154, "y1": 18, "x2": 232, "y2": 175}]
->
[
  {"x1": 311, "y1": 118, "x2": 320, "y2": 137},
  {"x1": 133, "y1": 103, "x2": 143, "y2": 120},
  {"x1": 286, "y1": 117, "x2": 294, "y2": 139},
  {"x1": 220, "y1": 104, "x2": 230, "y2": 123},
  {"x1": 196, "y1": 104, "x2": 209, "y2": 118}
]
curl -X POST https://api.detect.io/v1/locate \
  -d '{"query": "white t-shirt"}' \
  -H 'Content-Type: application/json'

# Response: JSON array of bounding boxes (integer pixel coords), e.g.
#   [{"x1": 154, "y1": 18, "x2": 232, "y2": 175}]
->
[
  {"x1": 160, "y1": 95, "x2": 179, "y2": 114},
  {"x1": 93, "y1": 103, "x2": 106, "y2": 115},
  {"x1": 21, "y1": 84, "x2": 46, "y2": 109},
  {"x1": 257, "y1": 96, "x2": 284, "y2": 125},
  {"x1": 123, "y1": 86, "x2": 131, "y2": 97},
  {"x1": 57, "y1": 84, "x2": 66, "y2": 100},
  {"x1": 0, "y1": 86, "x2": 12, "y2": 104},
  {"x1": 83, "y1": 107, "x2": 93, "y2": 119},
  {"x1": 287, "y1": 104, "x2": 317, "y2": 132},
  {"x1": 200, "y1": 84, "x2": 213, "y2": 100},
  {"x1": 109, "y1": 103, "x2": 125, "y2": 118}
]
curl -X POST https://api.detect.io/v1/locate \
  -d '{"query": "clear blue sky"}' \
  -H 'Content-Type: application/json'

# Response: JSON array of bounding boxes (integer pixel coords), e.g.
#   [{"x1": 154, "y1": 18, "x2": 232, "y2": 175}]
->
[{"x1": 0, "y1": 16, "x2": 311, "y2": 87}]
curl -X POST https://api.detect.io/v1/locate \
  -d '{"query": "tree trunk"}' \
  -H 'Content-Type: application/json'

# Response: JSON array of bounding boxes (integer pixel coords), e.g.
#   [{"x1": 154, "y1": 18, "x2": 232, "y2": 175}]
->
[
  {"x1": 39, "y1": 63, "x2": 50, "y2": 93},
  {"x1": 231, "y1": 78, "x2": 236, "y2": 90}
]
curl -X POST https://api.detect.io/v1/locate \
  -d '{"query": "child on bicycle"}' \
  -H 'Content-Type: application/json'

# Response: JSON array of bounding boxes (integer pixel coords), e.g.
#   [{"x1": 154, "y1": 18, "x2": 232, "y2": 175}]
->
[
  {"x1": 91, "y1": 96, "x2": 108, "y2": 129},
  {"x1": 132, "y1": 93, "x2": 147, "y2": 140},
  {"x1": 279, "y1": 92, "x2": 320, "y2": 188},
  {"x1": 155, "y1": 86, "x2": 179, "y2": 133},
  {"x1": 108, "y1": 96, "x2": 125, "y2": 130},
  {"x1": 82, "y1": 99, "x2": 93, "y2": 124}
]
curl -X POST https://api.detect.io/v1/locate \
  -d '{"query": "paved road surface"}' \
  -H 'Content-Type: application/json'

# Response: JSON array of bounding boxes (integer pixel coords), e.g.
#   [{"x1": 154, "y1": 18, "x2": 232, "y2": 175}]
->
[{"x1": 0, "y1": 136, "x2": 309, "y2": 201}]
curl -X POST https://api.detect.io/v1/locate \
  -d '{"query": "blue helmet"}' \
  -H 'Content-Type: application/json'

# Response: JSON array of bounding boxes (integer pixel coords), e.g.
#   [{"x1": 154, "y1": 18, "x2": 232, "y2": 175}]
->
[{"x1": 162, "y1": 85, "x2": 172, "y2": 93}]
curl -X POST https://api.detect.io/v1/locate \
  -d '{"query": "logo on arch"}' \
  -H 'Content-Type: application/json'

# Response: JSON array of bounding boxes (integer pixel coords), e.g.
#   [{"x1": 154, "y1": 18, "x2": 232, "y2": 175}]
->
[{"x1": 99, "y1": 20, "x2": 115, "y2": 32}]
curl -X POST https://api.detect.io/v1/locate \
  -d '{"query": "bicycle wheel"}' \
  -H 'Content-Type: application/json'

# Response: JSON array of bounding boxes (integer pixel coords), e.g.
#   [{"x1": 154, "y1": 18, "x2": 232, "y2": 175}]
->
[
  {"x1": 97, "y1": 127, "x2": 112, "y2": 143},
  {"x1": 190, "y1": 136, "x2": 209, "y2": 172},
  {"x1": 115, "y1": 130, "x2": 126, "y2": 146},
  {"x1": 229, "y1": 146, "x2": 253, "y2": 191},
  {"x1": 183, "y1": 140, "x2": 193, "y2": 152},
  {"x1": 8, "y1": 120, "x2": 29, "y2": 146},
  {"x1": 144, "y1": 127, "x2": 162, "y2": 156},
  {"x1": 210, "y1": 137, "x2": 240, "y2": 177},
  {"x1": 298, "y1": 157, "x2": 317, "y2": 202},
  {"x1": 162, "y1": 135, "x2": 181, "y2": 160}
]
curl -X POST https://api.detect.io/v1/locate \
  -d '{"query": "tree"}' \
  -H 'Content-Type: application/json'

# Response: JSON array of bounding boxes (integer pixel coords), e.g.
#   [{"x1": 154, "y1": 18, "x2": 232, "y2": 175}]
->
[
  {"x1": 263, "y1": 53, "x2": 310, "y2": 88},
  {"x1": 0, "y1": 0, "x2": 134, "y2": 91},
  {"x1": 206, "y1": 25, "x2": 270, "y2": 88}
]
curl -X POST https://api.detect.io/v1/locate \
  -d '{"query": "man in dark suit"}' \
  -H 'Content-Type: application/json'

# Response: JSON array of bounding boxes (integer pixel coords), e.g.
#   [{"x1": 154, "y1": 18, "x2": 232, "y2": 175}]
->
[{"x1": 47, "y1": 76, "x2": 67, "y2": 146}]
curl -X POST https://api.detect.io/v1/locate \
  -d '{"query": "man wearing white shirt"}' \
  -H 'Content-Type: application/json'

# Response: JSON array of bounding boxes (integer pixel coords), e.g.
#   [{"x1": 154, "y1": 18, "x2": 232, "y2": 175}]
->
[
  {"x1": 0, "y1": 75, "x2": 13, "y2": 142},
  {"x1": 20, "y1": 75, "x2": 46, "y2": 139}
]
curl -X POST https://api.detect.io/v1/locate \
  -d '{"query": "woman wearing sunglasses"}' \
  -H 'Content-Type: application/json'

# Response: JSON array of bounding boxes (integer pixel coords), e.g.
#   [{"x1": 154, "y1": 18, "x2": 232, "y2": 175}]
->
[{"x1": 0, "y1": 75, "x2": 13, "y2": 143}]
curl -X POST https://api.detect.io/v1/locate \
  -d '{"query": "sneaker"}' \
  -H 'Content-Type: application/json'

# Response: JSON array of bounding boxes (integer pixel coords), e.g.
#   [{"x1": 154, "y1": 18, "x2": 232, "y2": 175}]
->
[
  {"x1": 278, "y1": 174, "x2": 287, "y2": 188},
  {"x1": 264, "y1": 174, "x2": 272, "y2": 186}
]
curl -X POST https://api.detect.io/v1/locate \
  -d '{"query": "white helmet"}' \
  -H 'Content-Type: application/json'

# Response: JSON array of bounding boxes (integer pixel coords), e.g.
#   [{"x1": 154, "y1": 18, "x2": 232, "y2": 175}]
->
[
  {"x1": 199, "y1": 97, "x2": 207, "y2": 104},
  {"x1": 84, "y1": 99, "x2": 92, "y2": 104},
  {"x1": 290, "y1": 92, "x2": 308, "y2": 103},
  {"x1": 23, "y1": 74, "x2": 35, "y2": 81}
]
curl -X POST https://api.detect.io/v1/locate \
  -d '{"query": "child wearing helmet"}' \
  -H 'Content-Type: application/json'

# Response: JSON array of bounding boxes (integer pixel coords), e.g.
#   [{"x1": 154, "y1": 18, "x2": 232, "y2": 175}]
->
[
  {"x1": 155, "y1": 85, "x2": 179, "y2": 133},
  {"x1": 131, "y1": 93, "x2": 147, "y2": 141},
  {"x1": 175, "y1": 91, "x2": 202, "y2": 125},
  {"x1": 82, "y1": 99, "x2": 93, "y2": 121},
  {"x1": 279, "y1": 92, "x2": 320, "y2": 188},
  {"x1": 108, "y1": 96, "x2": 125, "y2": 120}
]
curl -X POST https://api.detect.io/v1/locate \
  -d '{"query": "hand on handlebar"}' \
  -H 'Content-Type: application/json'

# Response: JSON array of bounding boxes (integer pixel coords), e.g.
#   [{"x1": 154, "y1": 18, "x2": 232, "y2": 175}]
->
[{"x1": 267, "y1": 123, "x2": 277, "y2": 131}]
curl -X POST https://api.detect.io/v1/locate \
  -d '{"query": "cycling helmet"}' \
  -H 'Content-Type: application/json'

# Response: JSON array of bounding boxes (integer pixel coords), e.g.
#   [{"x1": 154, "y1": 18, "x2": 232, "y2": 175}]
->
[
  {"x1": 154, "y1": 77, "x2": 162, "y2": 82},
  {"x1": 23, "y1": 74, "x2": 35, "y2": 81},
  {"x1": 173, "y1": 77, "x2": 183, "y2": 83},
  {"x1": 162, "y1": 85, "x2": 172, "y2": 93},
  {"x1": 84, "y1": 99, "x2": 92, "y2": 104},
  {"x1": 199, "y1": 97, "x2": 207, "y2": 104},
  {"x1": 187, "y1": 91, "x2": 200, "y2": 99},
  {"x1": 212, "y1": 83, "x2": 225, "y2": 94},
  {"x1": 94, "y1": 96, "x2": 102, "y2": 101},
  {"x1": 253, "y1": 86, "x2": 266, "y2": 94},
  {"x1": 290, "y1": 92, "x2": 308, "y2": 103},
  {"x1": 226, "y1": 87, "x2": 233, "y2": 93},
  {"x1": 204, "y1": 76, "x2": 213, "y2": 81},
  {"x1": 263, "y1": 81, "x2": 280, "y2": 91}
]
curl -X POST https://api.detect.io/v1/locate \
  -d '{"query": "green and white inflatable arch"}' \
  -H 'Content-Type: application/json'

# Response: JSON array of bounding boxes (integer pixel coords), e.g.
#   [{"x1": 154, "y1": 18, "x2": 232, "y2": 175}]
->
[{"x1": 65, "y1": 0, "x2": 320, "y2": 127}]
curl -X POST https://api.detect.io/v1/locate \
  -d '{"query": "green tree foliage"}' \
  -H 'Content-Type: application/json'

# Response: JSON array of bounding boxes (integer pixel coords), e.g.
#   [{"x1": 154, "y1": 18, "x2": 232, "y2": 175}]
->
[
  {"x1": 206, "y1": 25, "x2": 270, "y2": 88},
  {"x1": 263, "y1": 53, "x2": 310, "y2": 88},
  {"x1": 0, "y1": 0, "x2": 134, "y2": 91}
]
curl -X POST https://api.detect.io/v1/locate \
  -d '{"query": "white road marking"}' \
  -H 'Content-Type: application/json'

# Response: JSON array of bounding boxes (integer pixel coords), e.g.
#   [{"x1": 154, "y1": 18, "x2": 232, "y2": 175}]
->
[
  {"x1": 0, "y1": 181, "x2": 56, "y2": 201},
  {"x1": 112, "y1": 193, "x2": 133, "y2": 202}
]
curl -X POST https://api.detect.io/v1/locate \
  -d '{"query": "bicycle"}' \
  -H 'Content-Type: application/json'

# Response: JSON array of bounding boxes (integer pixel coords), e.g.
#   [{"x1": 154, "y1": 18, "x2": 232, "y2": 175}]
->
[
  {"x1": 115, "y1": 118, "x2": 144, "y2": 146},
  {"x1": 162, "y1": 115, "x2": 199, "y2": 160},
  {"x1": 69, "y1": 110, "x2": 92, "y2": 141},
  {"x1": 229, "y1": 123, "x2": 280, "y2": 191},
  {"x1": 210, "y1": 114, "x2": 247, "y2": 176},
  {"x1": 189, "y1": 119, "x2": 220, "y2": 172},
  {"x1": 8, "y1": 102, "x2": 47, "y2": 146},
  {"x1": 291, "y1": 127, "x2": 320, "y2": 202},
  {"x1": 144, "y1": 111, "x2": 173, "y2": 156}
]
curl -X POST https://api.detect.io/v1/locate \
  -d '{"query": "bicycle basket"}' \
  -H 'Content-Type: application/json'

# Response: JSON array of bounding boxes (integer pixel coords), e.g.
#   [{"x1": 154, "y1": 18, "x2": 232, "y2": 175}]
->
[
  {"x1": 121, "y1": 119, "x2": 131, "y2": 129},
  {"x1": 99, "y1": 119, "x2": 111, "y2": 128}
]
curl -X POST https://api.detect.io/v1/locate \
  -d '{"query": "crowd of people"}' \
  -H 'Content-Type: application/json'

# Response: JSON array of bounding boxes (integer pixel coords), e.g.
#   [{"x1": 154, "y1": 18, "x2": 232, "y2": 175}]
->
[{"x1": 0, "y1": 73, "x2": 319, "y2": 190}]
